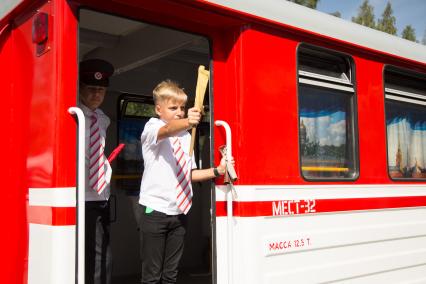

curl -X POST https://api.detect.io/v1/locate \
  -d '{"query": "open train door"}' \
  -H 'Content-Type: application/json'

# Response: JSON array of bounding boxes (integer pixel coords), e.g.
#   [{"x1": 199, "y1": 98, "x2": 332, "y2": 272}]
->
[{"x1": 0, "y1": 0, "x2": 80, "y2": 283}]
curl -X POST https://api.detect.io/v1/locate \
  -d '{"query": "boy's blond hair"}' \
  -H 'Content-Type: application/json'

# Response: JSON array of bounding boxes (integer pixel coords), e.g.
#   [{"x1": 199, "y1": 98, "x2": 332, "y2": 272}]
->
[{"x1": 153, "y1": 80, "x2": 187, "y2": 105}]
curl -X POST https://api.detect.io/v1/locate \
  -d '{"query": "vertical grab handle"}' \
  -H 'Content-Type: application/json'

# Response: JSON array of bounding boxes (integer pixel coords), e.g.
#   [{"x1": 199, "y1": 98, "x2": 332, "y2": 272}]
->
[
  {"x1": 68, "y1": 107, "x2": 86, "y2": 284},
  {"x1": 214, "y1": 120, "x2": 237, "y2": 181},
  {"x1": 214, "y1": 120, "x2": 236, "y2": 284}
]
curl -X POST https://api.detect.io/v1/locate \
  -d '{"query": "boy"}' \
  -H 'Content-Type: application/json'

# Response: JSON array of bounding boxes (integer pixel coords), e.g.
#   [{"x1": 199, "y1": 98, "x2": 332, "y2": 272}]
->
[
  {"x1": 139, "y1": 80, "x2": 227, "y2": 284},
  {"x1": 79, "y1": 58, "x2": 114, "y2": 284}
]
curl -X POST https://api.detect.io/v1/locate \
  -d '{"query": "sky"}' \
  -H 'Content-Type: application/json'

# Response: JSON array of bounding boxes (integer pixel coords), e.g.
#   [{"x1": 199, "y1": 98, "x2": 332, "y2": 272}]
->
[
  {"x1": 316, "y1": 0, "x2": 426, "y2": 41},
  {"x1": 303, "y1": 112, "x2": 346, "y2": 146}
]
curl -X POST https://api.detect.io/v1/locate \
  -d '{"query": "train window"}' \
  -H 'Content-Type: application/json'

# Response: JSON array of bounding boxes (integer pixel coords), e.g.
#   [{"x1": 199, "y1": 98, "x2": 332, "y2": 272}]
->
[
  {"x1": 298, "y1": 44, "x2": 358, "y2": 180},
  {"x1": 385, "y1": 67, "x2": 426, "y2": 180},
  {"x1": 124, "y1": 101, "x2": 156, "y2": 117},
  {"x1": 116, "y1": 94, "x2": 154, "y2": 193}
]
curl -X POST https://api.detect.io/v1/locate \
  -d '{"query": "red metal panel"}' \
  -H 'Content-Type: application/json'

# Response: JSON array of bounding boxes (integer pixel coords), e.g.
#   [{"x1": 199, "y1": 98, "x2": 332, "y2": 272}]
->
[
  {"x1": 0, "y1": 22, "x2": 29, "y2": 284},
  {"x1": 28, "y1": 206, "x2": 76, "y2": 225},
  {"x1": 354, "y1": 58, "x2": 388, "y2": 184},
  {"x1": 74, "y1": 0, "x2": 240, "y2": 36},
  {"x1": 21, "y1": 1, "x2": 77, "y2": 187},
  {"x1": 0, "y1": 0, "x2": 78, "y2": 282},
  {"x1": 214, "y1": 26, "x2": 301, "y2": 185},
  {"x1": 12, "y1": 1, "x2": 56, "y2": 188},
  {"x1": 242, "y1": 27, "x2": 299, "y2": 184},
  {"x1": 14, "y1": 0, "x2": 77, "y2": 189},
  {"x1": 53, "y1": 0, "x2": 78, "y2": 187},
  {"x1": 211, "y1": 26, "x2": 242, "y2": 182}
]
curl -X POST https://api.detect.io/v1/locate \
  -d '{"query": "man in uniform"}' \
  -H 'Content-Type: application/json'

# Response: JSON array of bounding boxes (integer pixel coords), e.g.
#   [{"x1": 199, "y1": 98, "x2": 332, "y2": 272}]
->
[{"x1": 79, "y1": 58, "x2": 114, "y2": 284}]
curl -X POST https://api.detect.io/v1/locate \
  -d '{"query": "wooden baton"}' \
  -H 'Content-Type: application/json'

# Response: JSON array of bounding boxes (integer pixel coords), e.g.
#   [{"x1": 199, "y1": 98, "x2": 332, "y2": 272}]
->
[{"x1": 189, "y1": 65, "x2": 210, "y2": 156}]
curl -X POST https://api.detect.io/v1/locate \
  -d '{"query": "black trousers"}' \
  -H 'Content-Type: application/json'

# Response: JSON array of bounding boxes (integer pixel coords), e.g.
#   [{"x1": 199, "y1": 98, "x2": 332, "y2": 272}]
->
[
  {"x1": 140, "y1": 205, "x2": 187, "y2": 284},
  {"x1": 85, "y1": 201, "x2": 112, "y2": 284}
]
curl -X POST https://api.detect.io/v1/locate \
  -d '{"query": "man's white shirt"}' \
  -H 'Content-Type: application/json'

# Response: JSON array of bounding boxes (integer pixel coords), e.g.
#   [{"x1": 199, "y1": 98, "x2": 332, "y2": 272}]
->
[{"x1": 80, "y1": 104, "x2": 112, "y2": 201}]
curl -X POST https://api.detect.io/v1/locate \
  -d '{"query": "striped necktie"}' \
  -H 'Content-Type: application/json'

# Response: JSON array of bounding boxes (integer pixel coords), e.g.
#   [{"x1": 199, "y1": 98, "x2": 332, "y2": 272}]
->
[
  {"x1": 89, "y1": 112, "x2": 107, "y2": 194},
  {"x1": 172, "y1": 137, "x2": 192, "y2": 214}
]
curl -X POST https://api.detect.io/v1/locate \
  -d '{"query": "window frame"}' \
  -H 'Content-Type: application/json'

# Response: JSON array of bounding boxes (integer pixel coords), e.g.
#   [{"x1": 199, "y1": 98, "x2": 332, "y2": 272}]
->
[
  {"x1": 296, "y1": 43, "x2": 359, "y2": 181},
  {"x1": 384, "y1": 66, "x2": 426, "y2": 181}
]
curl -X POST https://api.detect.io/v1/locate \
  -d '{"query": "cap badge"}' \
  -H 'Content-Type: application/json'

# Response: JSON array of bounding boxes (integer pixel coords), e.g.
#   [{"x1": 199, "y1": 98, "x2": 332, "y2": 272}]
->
[{"x1": 94, "y1": 72, "x2": 103, "y2": 80}]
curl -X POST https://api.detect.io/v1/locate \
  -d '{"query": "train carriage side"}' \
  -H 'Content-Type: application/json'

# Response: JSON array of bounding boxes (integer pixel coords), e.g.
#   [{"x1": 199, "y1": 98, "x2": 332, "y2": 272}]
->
[
  {"x1": 2, "y1": 0, "x2": 426, "y2": 283},
  {"x1": 210, "y1": 1, "x2": 426, "y2": 283}
]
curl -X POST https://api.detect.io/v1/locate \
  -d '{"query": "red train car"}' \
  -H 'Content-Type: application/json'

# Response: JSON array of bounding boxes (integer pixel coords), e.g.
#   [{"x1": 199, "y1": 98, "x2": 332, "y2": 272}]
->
[{"x1": 1, "y1": 0, "x2": 426, "y2": 283}]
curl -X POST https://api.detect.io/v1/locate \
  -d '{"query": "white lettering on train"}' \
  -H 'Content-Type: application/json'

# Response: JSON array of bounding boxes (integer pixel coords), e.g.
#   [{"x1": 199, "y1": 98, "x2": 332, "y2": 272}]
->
[{"x1": 272, "y1": 199, "x2": 316, "y2": 216}]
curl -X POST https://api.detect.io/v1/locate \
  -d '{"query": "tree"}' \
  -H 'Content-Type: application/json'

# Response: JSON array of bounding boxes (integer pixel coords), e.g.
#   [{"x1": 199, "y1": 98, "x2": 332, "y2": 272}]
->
[
  {"x1": 377, "y1": 2, "x2": 397, "y2": 35},
  {"x1": 402, "y1": 25, "x2": 417, "y2": 42},
  {"x1": 422, "y1": 29, "x2": 426, "y2": 45},
  {"x1": 330, "y1": 11, "x2": 341, "y2": 18},
  {"x1": 288, "y1": 0, "x2": 320, "y2": 9},
  {"x1": 351, "y1": 0, "x2": 376, "y2": 29}
]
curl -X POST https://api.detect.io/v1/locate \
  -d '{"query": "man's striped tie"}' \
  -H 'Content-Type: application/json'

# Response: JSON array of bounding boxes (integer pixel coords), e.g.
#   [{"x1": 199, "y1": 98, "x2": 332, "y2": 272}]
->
[
  {"x1": 89, "y1": 112, "x2": 107, "y2": 194},
  {"x1": 172, "y1": 137, "x2": 192, "y2": 214}
]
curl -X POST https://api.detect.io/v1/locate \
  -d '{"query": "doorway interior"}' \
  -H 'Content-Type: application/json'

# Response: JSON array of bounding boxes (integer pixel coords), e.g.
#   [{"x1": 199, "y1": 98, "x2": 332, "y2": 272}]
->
[{"x1": 79, "y1": 9, "x2": 213, "y2": 284}]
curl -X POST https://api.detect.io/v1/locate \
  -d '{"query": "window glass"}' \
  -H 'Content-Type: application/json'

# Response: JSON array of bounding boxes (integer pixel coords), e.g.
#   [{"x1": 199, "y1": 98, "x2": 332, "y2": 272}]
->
[
  {"x1": 299, "y1": 85, "x2": 356, "y2": 178},
  {"x1": 298, "y1": 44, "x2": 357, "y2": 180},
  {"x1": 124, "y1": 101, "x2": 156, "y2": 117},
  {"x1": 116, "y1": 97, "x2": 154, "y2": 193},
  {"x1": 386, "y1": 101, "x2": 426, "y2": 179}
]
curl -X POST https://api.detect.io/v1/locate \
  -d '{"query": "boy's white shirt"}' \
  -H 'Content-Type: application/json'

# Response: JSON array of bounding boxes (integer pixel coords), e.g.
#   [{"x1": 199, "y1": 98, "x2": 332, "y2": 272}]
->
[{"x1": 139, "y1": 117, "x2": 197, "y2": 215}]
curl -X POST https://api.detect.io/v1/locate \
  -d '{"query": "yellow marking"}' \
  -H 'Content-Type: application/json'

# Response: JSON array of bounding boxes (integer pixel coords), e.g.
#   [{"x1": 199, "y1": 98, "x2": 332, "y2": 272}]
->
[{"x1": 302, "y1": 166, "x2": 349, "y2": 172}]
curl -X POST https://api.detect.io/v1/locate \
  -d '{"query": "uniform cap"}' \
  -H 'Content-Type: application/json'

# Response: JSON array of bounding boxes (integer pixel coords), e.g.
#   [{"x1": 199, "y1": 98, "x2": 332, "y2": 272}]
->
[{"x1": 79, "y1": 59, "x2": 114, "y2": 87}]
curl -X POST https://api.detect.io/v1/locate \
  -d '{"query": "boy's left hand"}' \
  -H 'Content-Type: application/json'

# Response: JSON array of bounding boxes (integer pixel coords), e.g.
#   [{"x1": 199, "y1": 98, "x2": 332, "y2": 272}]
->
[{"x1": 217, "y1": 156, "x2": 235, "y2": 175}]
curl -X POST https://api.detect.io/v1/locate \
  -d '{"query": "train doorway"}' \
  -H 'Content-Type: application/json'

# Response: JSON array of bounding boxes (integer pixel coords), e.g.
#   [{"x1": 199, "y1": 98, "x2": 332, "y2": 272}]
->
[{"x1": 79, "y1": 9, "x2": 213, "y2": 284}]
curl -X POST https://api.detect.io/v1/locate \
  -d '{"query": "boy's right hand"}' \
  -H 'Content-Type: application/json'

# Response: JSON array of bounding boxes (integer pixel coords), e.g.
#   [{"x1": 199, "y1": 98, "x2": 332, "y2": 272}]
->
[{"x1": 187, "y1": 107, "x2": 201, "y2": 128}]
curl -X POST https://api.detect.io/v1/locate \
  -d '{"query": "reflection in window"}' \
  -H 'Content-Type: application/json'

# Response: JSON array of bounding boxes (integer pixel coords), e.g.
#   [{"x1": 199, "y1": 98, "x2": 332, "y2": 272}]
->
[
  {"x1": 118, "y1": 99, "x2": 154, "y2": 175},
  {"x1": 385, "y1": 68, "x2": 426, "y2": 180},
  {"x1": 117, "y1": 95, "x2": 154, "y2": 194},
  {"x1": 299, "y1": 85, "x2": 356, "y2": 178},
  {"x1": 298, "y1": 44, "x2": 357, "y2": 180},
  {"x1": 386, "y1": 101, "x2": 426, "y2": 179},
  {"x1": 124, "y1": 101, "x2": 156, "y2": 117}
]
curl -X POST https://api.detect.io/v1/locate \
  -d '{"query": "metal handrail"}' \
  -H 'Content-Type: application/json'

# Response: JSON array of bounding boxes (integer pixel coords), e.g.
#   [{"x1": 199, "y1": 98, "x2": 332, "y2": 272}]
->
[
  {"x1": 215, "y1": 120, "x2": 236, "y2": 284},
  {"x1": 68, "y1": 107, "x2": 86, "y2": 284}
]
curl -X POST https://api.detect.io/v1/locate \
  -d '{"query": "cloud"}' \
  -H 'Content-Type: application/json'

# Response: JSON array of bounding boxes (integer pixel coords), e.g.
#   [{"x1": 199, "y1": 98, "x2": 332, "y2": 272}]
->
[
  {"x1": 329, "y1": 120, "x2": 346, "y2": 146},
  {"x1": 303, "y1": 114, "x2": 346, "y2": 147}
]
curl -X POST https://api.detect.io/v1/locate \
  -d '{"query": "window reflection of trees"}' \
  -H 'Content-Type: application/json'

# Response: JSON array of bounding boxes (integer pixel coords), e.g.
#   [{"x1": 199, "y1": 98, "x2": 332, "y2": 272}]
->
[{"x1": 299, "y1": 85, "x2": 355, "y2": 179}]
